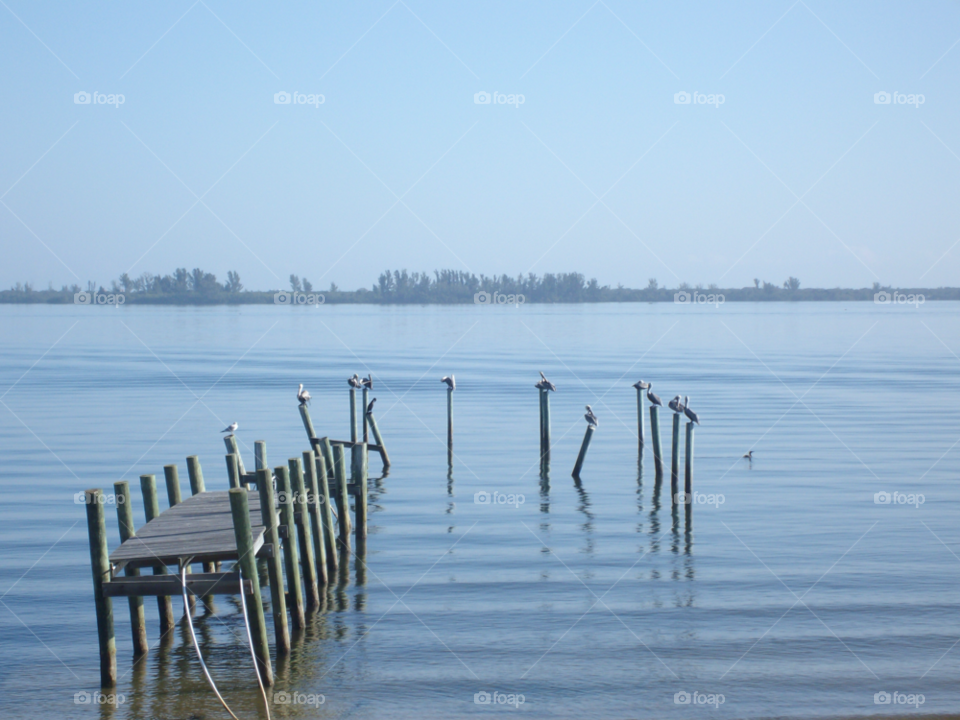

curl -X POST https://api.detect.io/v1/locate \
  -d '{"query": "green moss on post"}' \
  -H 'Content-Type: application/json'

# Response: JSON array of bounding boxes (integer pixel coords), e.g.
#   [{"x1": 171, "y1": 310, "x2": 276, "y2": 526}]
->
[
  {"x1": 332, "y1": 443, "x2": 351, "y2": 552},
  {"x1": 85, "y1": 489, "x2": 116, "y2": 687},
  {"x1": 289, "y1": 458, "x2": 320, "y2": 610},
  {"x1": 255, "y1": 441, "x2": 267, "y2": 472},
  {"x1": 671, "y1": 412, "x2": 681, "y2": 502},
  {"x1": 255, "y1": 468, "x2": 289, "y2": 655},
  {"x1": 225, "y1": 453, "x2": 241, "y2": 489},
  {"x1": 113, "y1": 482, "x2": 148, "y2": 658},
  {"x1": 228, "y1": 488, "x2": 273, "y2": 686},
  {"x1": 139, "y1": 475, "x2": 174, "y2": 634},
  {"x1": 315, "y1": 450, "x2": 338, "y2": 573},
  {"x1": 572, "y1": 425, "x2": 595, "y2": 478},
  {"x1": 275, "y1": 465, "x2": 305, "y2": 629},
  {"x1": 302, "y1": 451, "x2": 328, "y2": 586},
  {"x1": 649, "y1": 406, "x2": 664, "y2": 479}
]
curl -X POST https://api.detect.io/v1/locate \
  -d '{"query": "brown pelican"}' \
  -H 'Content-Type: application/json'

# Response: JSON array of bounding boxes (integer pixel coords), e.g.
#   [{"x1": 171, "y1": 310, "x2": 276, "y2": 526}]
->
[
  {"x1": 366, "y1": 397, "x2": 376, "y2": 414},
  {"x1": 221, "y1": 422, "x2": 238, "y2": 435},
  {"x1": 361, "y1": 374, "x2": 373, "y2": 389},
  {"x1": 348, "y1": 374, "x2": 362, "y2": 388},
  {"x1": 668, "y1": 395, "x2": 683, "y2": 413},
  {"x1": 297, "y1": 384, "x2": 311, "y2": 406},
  {"x1": 742, "y1": 450, "x2": 753, "y2": 460},
  {"x1": 584, "y1": 405, "x2": 598, "y2": 427},
  {"x1": 646, "y1": 385, "x2": 662, "y2": 407},
  {"x1": 633, "y1": 380, "x2": 651, "y2": 390},
  {"x1": 441, "y1": 375, "x2": 455, "y2": 391},
  {"x1": 535, "y1": 371, "x2": 557, "y2": 392},
  {"x1": 682, "y1": 396, "x2": 700, "y2": 425}
]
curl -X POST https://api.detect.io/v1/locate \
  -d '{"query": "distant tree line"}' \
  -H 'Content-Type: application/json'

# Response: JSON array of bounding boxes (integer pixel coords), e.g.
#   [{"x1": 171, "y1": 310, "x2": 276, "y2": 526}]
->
[{"x1": 2, "y1": 269, "x2": 959, "y2": 303}]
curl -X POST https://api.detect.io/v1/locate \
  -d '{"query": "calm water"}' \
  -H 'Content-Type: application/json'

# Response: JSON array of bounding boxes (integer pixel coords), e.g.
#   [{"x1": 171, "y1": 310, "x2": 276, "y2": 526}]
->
[{"x1": 1, "y1": 302, "x2": 959, "y2": 719}]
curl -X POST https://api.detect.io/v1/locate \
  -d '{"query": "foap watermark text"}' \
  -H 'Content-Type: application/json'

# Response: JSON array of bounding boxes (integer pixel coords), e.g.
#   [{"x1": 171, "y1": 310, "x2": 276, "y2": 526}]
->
[
  {"x1": 675, "y1": 290, "x2": 724, "y2": 307},
  {"x1": 474, "y1": 691, "x2": 525, "y2": 708},
  {"x1": 475, "y1": 491, "x2": 525, "y2": 508},
  {"x1": 475, "y1": 291, "x2": 524, "y2": 306},
  {"x1": 75, "y1": 291, "x2": 124, "y2": 306},
  {"x1": 275, "y1": 91, "x2": 324, "y2": 107},
  {"x1": 874, "y1": 91, "x2": 924, "y2": 107},
  {"x1": 75, "y1": 91, "x2": 125, "y2": 107},
  {"x1": 475, "y1": 91, "x2": 524, "y2": 107},
  {"x1": 675, "y1": 91, "x2": 724, "y2": 107},
  {"x1": 875, "y1": 691, "x2": 924, "y2": 708},
  {"x1": 275, "y1": 291, "x2": 325, "y2": 306},
  {"x1": 874, "y1": 291, "x2": 924, "y2": 307},
  {"x1": 675, "y1": 691, "x2": 725, "y2": 708},
  {"x1": 874, "y1": 491, "x2": 924, "y2": 508},
  {"x1": 675, "y1": 491, "x2": 724, "y2": 508}
]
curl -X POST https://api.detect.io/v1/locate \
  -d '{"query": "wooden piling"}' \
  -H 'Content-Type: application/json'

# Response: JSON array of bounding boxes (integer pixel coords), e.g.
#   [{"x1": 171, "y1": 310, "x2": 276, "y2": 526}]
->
[
  {"x1": 113, "y1": 482, "x2": 148, "y2": 658},
  {"x1": 362, "y1": 387, "x2": 369, "y2": 443},
  {"x1": 255, "y1": 441, "x2": 268, "y2": 472},
  {"x1": 365, "y1": 412, "x2": 391, "y2": 468},
  {"x1": 139, "y1": 475, "x2": 175, "y2": 635},
  {"x1": 255, "y1": 468, "x2": 290, "y2": 655},
  {"x1": 289, "y1": 458, "x2": 320, "y2": 610},
  {"x1": 446, "y1": 388, "x2": 453, "y2": 454},
  {"x1": 186, "y1": 457, "x2": 216, "y2": 594},
  {"x1": 228, "y1": 488, "x2": 273, "y2": 686},
  {"x1": 225, "y1": 453, "x2": 241, "y2": 489},
  {"x1": 671, "y1": 412, "x2": 681, "y2": 502},
  {"x1": 299, "y1": 403, "x2": 316, "y2": 441},
  {"x1": 163, "y1": 465, "x2": 182, "y2": 507},
  {"x1": 636, "y1": 386, "x2": 645, "y2": 449},
  {"x1": 275, "y1": 465, "x2": 306, "y2": 629},
  {"x1": 542, "y1": 390, "x2": 552, "y2": 456},
  {"x1": 349, "y1": 387, "x2": 357, "y2": 443},
  {"x1": 223, "y1": 435, "x2": 246, "y2": 474},
  {"x1": 314, "y1": 449, "x2": 338, "y2": 573},
  {"x1": 332, "y1": 443, "x2": 351, "y2": 551},
  {"x1": 539, "y1": 388, "x2": 545, "y2": 450},
  {"x1": 302, "y1": 450, "x2": 328, "y2": 586},
  {"x1": 649, "y1": 406, "x2": 664, "y2": 478},
  {"x1": 685, "y1": 421, "x2": 694, "y2": 497},
  {"x1": 85, "y1": 489, "x2": 117, "y2": 687},
  {"x1": 352, "y1": 443, "x2": 368, "y2": 540},
  {"x1": 572, "y1": 425, "x2": 595, "y2": 478}
]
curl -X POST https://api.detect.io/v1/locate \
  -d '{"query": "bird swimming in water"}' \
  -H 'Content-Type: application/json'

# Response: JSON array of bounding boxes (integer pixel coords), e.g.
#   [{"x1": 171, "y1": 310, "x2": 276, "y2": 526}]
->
[
  {"x1": 633, "y1": 380, "x2": 651, "y2": 390},
  {"x1": 297, "y1": 384, "x2": 311, "y2": 406},
  {"x1": 584, "y1": 405, "x2": 598, "y2": 427},
  {"x1": 221, "y1": 422, "x2": 238, "y2": 435},
  {"x1": 362, "y1": 374, "x2": 373, "y2": 389},
  {"x1": 646, "y1": 384, "x2": 662, "y2": 407},
  {"x1": 535, "y1": 371, "x2": 557, "y2": 392},
  {"x1": 441, "y1": 375, "x2": 455, "y2": 391},
  {"x1": 366, "y1": 398, "x2": 376, "y2": 414},
  {"x1": 668, "y1": 395, "x2": 683, "y2": 413},
  {"x1": 682, "y1": 396, "x2": 700, "y2": 425},
  {"x1": 348, "y1": 374, "x2": 362, "y2": 388},
  {"x1": 742, "y1": 450, "x2": 753, "y2": 461}
]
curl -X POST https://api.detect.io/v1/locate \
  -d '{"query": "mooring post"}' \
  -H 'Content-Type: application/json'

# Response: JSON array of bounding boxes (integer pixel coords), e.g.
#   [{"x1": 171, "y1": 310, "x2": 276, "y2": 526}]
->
[
  {"x1": 539, "y1": 388, "x2": 545, "y2": 450},
  {"x1": 162, "y1": 464, "x2": 193, "y2": 614},
  {"x1": 671, "y1": 412, "x2": 681, "y2": 502},
  {"x1": 255, "y1": 468, "x2": 289, "y2": 655},
  {"x1": 289, "y1": 458, "x2": 320, "y2": 610},
  {"x1": 649, "y1": 406, "x2": 664, "y2": 478},
  {"x1": 113, "y1": 482, "x2": 148, "y2": 658},
  {"x1": 186, "y1": 457, "x2": 216, "y2": 596},
  {"x1": 223, "y1": 435, "x2": 246, "y2": 475},
  {"x1": 315, "y1": 446, "x2": 338, "y2": 573},
  {"x1": 365, "y1": 412, "x2": 391, "y2": 468},
  {"x1": 446, "y1": 387, "x2": 454, "y2": 455},
  {"x1": 85, "y1": 489, "x2": 117, "y2": 687},
  {"x1": 572, "y1": 425, "x2": 595, "y2": 478},
  {"x1": 139, "y1": 475, "x2": 175, "y2": 635},
  {"x1": 349, "y1": 387, "x2": 357, "y2": 443},
  {"x1": 362, "y1": 386, "x2": 369, "y2": 443},
  {"x1": 542, "y1": 390, "x2": 552, "y2": 458},
  {"x1": 299, "y1": 404, "x2": 316, "y2": 441},
  {"x1": 225, "y1": 453, "x2": 241, "y2": 489},
  {"x1": 636, "y1": 385, "x2": 645, "y2": 450},
  {"x1": 353, "y1": 443, "x2": 368, "y2": 541},
  {"x1": 228, "y1": 487, "x2": 273, "y2": 686},
  {"x1": 332, "y1": 443, "x2": 351, "y2": 552},
  {"x1": 685, "y1": 421, "x2": 694, "y2": 497},
  {"x1": 302, "y1": 450, "x2": 328, "y2": 586},
  {"x1": 255, "y1": 441, "x2": 268, "y2": 473},
  {"x1": 275, "y1": 465, "x2": 306, "y2": 629}
]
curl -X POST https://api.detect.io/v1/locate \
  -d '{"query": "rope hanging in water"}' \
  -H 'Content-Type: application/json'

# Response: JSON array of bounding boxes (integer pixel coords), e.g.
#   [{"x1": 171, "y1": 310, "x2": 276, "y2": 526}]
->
[{"x1": 238, "y1": 563, "x2": 272, "y2": 720}]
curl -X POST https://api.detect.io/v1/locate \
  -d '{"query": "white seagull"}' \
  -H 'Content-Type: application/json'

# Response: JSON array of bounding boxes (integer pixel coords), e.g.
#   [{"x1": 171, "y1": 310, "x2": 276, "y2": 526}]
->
[
  {"x1": 297, "y1": 384, "x2": 311, "y2": 406},
  {"x1": 221, "y1": 422, "x2": 238, "y2": 435}
]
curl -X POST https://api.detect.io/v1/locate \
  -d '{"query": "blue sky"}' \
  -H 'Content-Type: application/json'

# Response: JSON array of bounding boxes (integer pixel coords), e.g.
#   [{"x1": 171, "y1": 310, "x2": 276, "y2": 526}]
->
[{"x1": 2, "y1": 1, "x2": 959, "y2": 291}]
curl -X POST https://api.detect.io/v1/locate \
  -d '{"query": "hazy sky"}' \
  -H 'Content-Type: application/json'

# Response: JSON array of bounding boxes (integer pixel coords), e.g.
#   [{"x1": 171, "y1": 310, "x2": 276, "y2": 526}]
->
[{"x1": 2, "y1": 1, "x2": 959, "y2": 291}]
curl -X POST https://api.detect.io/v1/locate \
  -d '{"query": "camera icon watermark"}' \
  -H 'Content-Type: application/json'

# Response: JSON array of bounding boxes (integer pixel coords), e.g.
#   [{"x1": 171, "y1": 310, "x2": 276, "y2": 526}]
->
[
  {"x1": 874, "y1": 490, "x2": 924, "y2": 508},
  {"x1": 874, "y1": 91, "x2": 924, "y2": 107},
  {"x1": 874, "y1": 691, "x2": 924, "y2": 708},
  {"x1": 74, "y1": 91, "x2": 125, "y2": 107},
  {"x1": 874, "y1": 291, "x2": 923, "y2": 307},
  {"x1": 74, "y1": 291, "x2": 125, "y2": 306},
  {"x1": 275, "y1": 291, "x2": 325, "y2": 306},
  {"x1": 74, "y1": 690, "x2": 125, "y2": 705},
  {"x1": 474, "y1": 690, "x2": 524, "y2": 708},
  {"x1": 674, "y1": 690, "x2": 724, "y2": 708},
  {"x1": 474, "y1": 490, "x2": 524, "y2": 508},
  {"x1": 274, "y1": 91, "x2": 324, "y2": 107},
  {"x1": 474, "y1": 291, "x2": 525, "y2": 306},
  {"x1": 474, "y1": 90, "x2": 524, "y2": 107},
  {"x1": 273, "y1": 691, "x2": 325, "y2": 706},
  {"x1": 675, "y1": 91, "x2": 724, "y2": 107},
  {"x1": 674, "y1": 290, "x2": 724, "y2": 308}
]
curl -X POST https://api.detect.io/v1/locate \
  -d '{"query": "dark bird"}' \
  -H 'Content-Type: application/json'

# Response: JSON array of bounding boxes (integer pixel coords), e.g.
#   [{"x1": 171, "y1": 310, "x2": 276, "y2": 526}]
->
[
  {"x1": 348, "y1": 374, "x2": 362, "y2": 388},
  {"x1": 366, "y1": 398, "x2": 376, "y2": 414},
  {"x1": 633, "y1": 380, "x2": 651, "y2": 390},
  {"x1": 584, "y1": 405, "x2": 598, "y2": 427},
  {"x1": 646, "y1": 385, "x2": 662, "y2": 407},
  {"x1": 668, "y1": 395, "x2": 683, "y2": 413},
  {"x1": 682, "y1": 396, "x2": 700, "y2": 425},
  {"x1": 221, "y1": 422, "x2": 238, "y2": 435},
  {"x1": 441, "y1": 375, "x2": 456, "y2": 391},
  {"x1": 535, "y1": 371, "x2": 557, "y2": 392},
  {"x1": 743, "y1": 450, "x2": 753, "y2": 461},
  {"x1": 297, "y1": 383, "x2": 311, "y2": 406},
  {"x1": 362, "y1": 374, "x2": 373, "y2": 389}
]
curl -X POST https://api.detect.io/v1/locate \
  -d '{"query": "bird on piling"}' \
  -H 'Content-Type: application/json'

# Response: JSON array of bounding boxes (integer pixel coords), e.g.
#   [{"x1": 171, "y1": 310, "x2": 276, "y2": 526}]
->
[
  {"x1": 536, "y1": 371, "x2": 557, "y2": 392},
  {"x1": 362, "y1": 374, "x2": 373, "y2": 389},
  {"x1": 441, "y1": 375, "x2": 456, "y2": 391},
  {"x1": 366, "y1": 398, "x2": 376, "y2": 414},
  {"x1": 297, "y1": 384, "x2": 311, "y2": 406},
  {"x1": 633, "y1": 380, "x2": 651, "y2": 390},
  {"x1": 646, "y1": 385, "x2": 662, "y2": 407},
  {"x1": 221, "y1": 422, "x2": 238, "y2": 435},
  {"x1": 742, "y1": 450, "x2": 753, "y2": 461},
  {"x1": 668, "y1": 395, "x2": 684, "y2": 413},
  {"x1": 348, "y1": 374, "x2": 362, "y2": 388},
  {"x1": 682, "y1": 396, "x2": 700, "y2": 425},
  {"x1": 584, "y1": 405, "x2": 598, "y2": 427}
]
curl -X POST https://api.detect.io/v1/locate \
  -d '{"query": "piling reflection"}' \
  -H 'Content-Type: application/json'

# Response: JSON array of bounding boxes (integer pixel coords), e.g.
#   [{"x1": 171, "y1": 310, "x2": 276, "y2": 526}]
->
[{"x1": 573, "y1": 478, "x2": 594, "y2": 555}]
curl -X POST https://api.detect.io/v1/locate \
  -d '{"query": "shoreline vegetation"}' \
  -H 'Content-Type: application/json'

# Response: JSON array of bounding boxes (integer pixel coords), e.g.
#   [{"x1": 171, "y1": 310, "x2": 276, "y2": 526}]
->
[{"x1": 2, "y1": 268, "x2": 957, "y2": 304}]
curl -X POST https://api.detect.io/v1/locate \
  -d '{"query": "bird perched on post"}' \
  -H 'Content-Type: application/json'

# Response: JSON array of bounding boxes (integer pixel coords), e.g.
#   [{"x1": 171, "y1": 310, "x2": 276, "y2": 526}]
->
[
  {"x1": 441, "y1": 375, "x2": 455, "y2": 391},
  {"x1": 633, "y1": 380, "x2": 651, "y2": 390},
  {"x1": 668, "y1": 395, "x2": 684, "y2": 413},
  {"x1": 682, "y1": 396, "x2": 700, "y2": 425},
  {"x1": 348, "y1": 374, "x2": 362, "y2": 388},
  {"x1": 361, "y1": 374, "x2": 373, "y2": 389},
  {"x1": 646, "y1": 384, "x2": 662, "y2": 407},
  {"x1": 297, "y1": 384, "x2": 311, "y2": 406},
  {"x1": 366, "y1": 398, "x2": 376, "y2": 414},
  {"x1": 584, "y1": 405, "x2": 598, "y2": 427},
  {"x1": 535, "y1": 371, "x2": 557, "y2": 392},
  {"x1": 221, "y1": 422, "x2": 238, "y2": 435}
]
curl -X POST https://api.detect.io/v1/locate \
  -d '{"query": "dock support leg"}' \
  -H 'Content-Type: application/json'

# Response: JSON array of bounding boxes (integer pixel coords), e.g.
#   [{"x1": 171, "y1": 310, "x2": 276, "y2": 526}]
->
[
  {"x1": 542, "y1": 390, "x2": 552, "y2": 459},
  {"x1": 255, "y1": 441, "x2": 268, "y2": 472},
  {"x1": 333, "y1": 444, "x2": 351, "y2": 553},
  {"x1": 276, "y1": 465, "x2": 306, "y2": 629},
  {"x1": 362, "y1": 387, "x2": 369, "y2": 443},
  {"x1": 289, "y1": 458, "x2": 320, "y2": 610},
  {"x1": 186, "y1": 457, "x2": 216, "y2": 600},
  {"x1": 140, "y1": 475, "x2": 174, "y2": 635},
  {"x1": 316, "y1": 443, "x2": 338, "y2": 573},
  {"x1": 353, "y1": 443, "x2": 368, "y2": 542},
  {"x1": 85, "y1": 489, "x2": 116, "y2": 687},
  {"x1": 225, "y1": 453, "x2": 241, "y2": 489},
  {"x1": 636, "y1": 387, "x2": 645, "y2": 450},
  {"x1": 685, "y1": 422, "x2": 694, "y2": 497},
  {"x1": 256, "y1": 469, "x2": 290, "y2": 655},
  {"x1": 303, "y1": 451, "x2": 328, "y2": 586},
  {"x1": 113, "y1": 482, "x2": 148, "y2": 658},
  {"x1": 229, "y1": 487, "x2": 273, "y2": 686}
]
